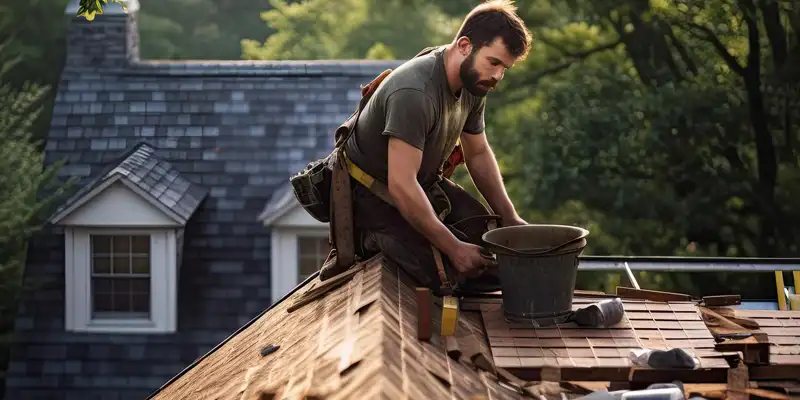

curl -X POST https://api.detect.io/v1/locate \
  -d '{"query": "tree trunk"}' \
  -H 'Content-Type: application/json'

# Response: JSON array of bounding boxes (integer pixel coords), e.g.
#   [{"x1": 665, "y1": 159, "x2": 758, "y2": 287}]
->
[
  {"x1": 759, "y1": 0, "x2": 788, "y2": 67},
  {"x1": 739, "y1": 0, "x2": 778, "y2": 256}
]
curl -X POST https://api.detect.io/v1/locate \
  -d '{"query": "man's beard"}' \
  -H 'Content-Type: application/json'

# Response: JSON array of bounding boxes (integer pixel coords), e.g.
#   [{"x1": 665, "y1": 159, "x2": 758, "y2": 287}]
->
[{"x1": 459, "y1": 51, "x2": 496, "y2": 97}]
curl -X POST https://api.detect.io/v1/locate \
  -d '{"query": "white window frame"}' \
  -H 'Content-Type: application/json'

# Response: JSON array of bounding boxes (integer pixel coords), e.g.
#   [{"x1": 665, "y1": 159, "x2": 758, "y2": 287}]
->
[
  {"x1": 65, "y1": 227, "x2": 177, "y2": 333},
  {"x1": 270, "y1": 227, "x2": 329, "y2": 303}
]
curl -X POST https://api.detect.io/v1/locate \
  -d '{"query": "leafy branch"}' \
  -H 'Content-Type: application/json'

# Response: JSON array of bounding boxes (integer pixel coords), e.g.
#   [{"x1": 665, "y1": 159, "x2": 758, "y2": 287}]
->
[
  {"x1": 76, "y1": 0, "x2": 131, "y2": 21},
  {"x1": 530, "y1": 38, "x2": 625, "y2": 86},
  {"x1": 684, "y1": 22, "x2": 746, "y2": 76},
  {"x1": 498, "y1": 38, "x2": 624, "y2": 106}
]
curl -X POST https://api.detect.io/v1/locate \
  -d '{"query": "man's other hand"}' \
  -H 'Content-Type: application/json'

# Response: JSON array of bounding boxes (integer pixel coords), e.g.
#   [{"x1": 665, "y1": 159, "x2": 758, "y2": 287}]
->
[{"x1": 447, "y1": 241, "x2": 497, "y2": 278}]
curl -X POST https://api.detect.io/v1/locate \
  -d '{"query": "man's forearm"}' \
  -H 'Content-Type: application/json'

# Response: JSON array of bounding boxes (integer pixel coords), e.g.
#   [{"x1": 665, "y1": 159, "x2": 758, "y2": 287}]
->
[
  {"x1": 389, "y1": 180, "x2": 460, "y2": 256},
  {"x1": 466, "y1": 148, "x2": 519, "y2": 220}
]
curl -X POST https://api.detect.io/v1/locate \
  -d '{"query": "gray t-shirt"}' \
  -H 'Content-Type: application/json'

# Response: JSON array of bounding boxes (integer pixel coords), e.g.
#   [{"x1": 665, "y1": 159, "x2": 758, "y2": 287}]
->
[{"x1": 343, "y1": 45, "x2": 486, "y2": 189}]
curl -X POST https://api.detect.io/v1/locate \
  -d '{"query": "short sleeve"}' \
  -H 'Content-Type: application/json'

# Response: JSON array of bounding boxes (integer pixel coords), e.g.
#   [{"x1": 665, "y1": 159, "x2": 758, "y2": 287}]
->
[
  {"x1": 462, "y1": 97, "x2": 486, "y2": 134},
  {"x1": 382, "y1": 89, "x2": 435, "y2": 150}
]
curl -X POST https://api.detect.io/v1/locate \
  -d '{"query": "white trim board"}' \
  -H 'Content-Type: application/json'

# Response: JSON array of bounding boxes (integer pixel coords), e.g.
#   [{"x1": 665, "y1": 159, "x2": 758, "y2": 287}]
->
[
  {"x1": 50, "y1": 174, "x2": 184, "y2": 226},
  {"x1": 270, "y1": 227, "x2": 329, "y2": 303},
  {"x1": 264, "y1": 197, "x2": 330, "y2": 303}
]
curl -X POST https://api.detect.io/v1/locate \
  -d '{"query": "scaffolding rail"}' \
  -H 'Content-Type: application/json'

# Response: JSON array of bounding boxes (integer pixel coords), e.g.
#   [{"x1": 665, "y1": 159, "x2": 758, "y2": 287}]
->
[{"x1": 575, "y1": 255, "x2": 800, "y2": 311}]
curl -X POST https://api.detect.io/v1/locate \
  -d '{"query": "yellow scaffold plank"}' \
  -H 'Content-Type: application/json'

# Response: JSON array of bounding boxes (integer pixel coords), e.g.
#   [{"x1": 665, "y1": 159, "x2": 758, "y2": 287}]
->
[{"x1": 776, "y1": 271, "x2": 787, "y2": 311}]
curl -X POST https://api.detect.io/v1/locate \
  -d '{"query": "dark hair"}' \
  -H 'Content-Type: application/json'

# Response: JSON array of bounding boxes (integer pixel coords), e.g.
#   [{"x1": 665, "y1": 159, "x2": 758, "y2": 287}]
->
[{"x1": 454, "y1": 0, "x2": 532, "y2": 60}]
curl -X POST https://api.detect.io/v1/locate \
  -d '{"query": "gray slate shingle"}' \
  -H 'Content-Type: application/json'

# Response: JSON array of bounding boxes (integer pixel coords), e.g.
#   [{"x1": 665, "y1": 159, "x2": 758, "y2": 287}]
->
[
  {"x1": 3, "y1": 12, "x2": 403, "y2": 400},
  {"x1": 50, "y1": 141, "x2": 208, "y2": 225}
]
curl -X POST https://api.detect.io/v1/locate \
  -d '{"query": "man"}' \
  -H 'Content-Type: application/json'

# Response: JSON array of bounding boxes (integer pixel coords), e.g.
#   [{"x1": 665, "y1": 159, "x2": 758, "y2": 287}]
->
[{"x1": 341, "y1": 0, "x2": 532, "y2": 295}]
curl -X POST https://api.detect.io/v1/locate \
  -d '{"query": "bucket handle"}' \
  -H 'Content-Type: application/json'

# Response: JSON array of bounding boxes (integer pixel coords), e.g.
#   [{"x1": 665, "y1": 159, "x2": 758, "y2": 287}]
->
[{"x1": 487, "y1": 229, "x2": 589, "y2": 256}]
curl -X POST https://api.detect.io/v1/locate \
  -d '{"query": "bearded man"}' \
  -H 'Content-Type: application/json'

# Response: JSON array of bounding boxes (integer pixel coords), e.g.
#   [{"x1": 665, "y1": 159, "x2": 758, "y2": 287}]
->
[{"x1": 340, "y1": 0, "x2": 532, "y2": 296}]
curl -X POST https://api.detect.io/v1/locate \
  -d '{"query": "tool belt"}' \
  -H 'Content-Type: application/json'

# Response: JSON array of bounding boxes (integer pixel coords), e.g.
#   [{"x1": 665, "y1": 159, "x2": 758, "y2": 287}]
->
[{"x1": 289, "y1": 47, "x2": 470, "y2": 294}]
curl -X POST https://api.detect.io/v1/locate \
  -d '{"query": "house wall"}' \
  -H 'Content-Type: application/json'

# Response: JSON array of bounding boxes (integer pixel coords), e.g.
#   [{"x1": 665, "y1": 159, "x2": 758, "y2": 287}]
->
[{"x1": 2, "y1": 5, "x2": 401, "y2": 400}]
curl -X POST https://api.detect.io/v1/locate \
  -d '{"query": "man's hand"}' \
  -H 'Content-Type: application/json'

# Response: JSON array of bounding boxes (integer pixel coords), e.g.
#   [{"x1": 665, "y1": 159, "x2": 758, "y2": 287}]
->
[
  {"x1": 503, "y1": 214, "x2": 528, "y2": 227},
  {"x1": 447, "y1": 241, "x2": 497, "y2": 278},
  {"x1": 387, "y1": 137, "x2": 464, "y2": 261}
]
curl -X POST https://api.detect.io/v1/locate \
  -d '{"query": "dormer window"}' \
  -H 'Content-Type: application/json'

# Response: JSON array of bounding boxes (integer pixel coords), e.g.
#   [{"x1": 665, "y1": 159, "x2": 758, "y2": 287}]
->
[
  {"x1": 49, "y1": 143, "x2": 207, "y2": 333},
  {"x1": 259, "y1": 185, "x2": 330, "y2": 303}
]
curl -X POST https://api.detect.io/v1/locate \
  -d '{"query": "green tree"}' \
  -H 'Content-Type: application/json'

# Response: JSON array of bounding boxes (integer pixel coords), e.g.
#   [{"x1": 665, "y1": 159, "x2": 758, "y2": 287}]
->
[
  {"x1": 241, "y1": 0, "x2": 462, "y2": 60},
  {"x1": 0, "y1": 0, "x2": 70, "y2": 144},
  {"x1": 0, "y1": 77, "x2": 72, "y2": 393},
  {"x1": 74, "y1": 0, "x2": 277, "y2": 60}
]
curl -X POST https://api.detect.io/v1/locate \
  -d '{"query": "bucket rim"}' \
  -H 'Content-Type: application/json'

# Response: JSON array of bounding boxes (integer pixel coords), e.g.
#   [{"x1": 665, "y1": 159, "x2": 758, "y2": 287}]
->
[
  {"x1": 482, "y1": 224, "x2": 590, "y2": 257},
  {"x1": 486, "y1": 223, "x2": 590, "y2": 234}
]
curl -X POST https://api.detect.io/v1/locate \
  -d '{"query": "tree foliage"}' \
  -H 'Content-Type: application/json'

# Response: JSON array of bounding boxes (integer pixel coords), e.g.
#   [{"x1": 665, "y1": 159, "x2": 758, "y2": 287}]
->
[
  {"x1": 0, "y1": 77, "x2": 72, "y2": 388},
  {"x1": 242, "y1": 0, "x2": 462, "y2": 60},
  {"x1": 35, "y1": 0, "x2": 800, "y2": 296},
  {"x1": 74, "y1": 0, "x2": 276, "y2": 60},
  {"x1": 242, "y1": 0, "x2": 798, "y2": 295}
]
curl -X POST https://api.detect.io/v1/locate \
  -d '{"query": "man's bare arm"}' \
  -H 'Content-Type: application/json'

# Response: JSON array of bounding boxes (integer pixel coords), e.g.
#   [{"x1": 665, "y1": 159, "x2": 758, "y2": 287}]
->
[
  {"x1": 386, "y1": 137, "x2": 461, "y2": 255},
  {"x1": 459, "y1": 131, "x2": 523, "y2": 224}
]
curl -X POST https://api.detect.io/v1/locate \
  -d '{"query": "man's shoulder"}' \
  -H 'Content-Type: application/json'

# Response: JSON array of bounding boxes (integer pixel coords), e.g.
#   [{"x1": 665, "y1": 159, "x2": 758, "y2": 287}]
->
[{"x1": 377, "y1": 46, "x2": 444, "y2": 100}]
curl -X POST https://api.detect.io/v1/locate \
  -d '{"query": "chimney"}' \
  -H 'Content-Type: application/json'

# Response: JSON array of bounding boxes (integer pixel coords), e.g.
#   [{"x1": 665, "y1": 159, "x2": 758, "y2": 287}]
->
[{"x1": 63, "y1": 0, "x2": 140, "y2": 71}]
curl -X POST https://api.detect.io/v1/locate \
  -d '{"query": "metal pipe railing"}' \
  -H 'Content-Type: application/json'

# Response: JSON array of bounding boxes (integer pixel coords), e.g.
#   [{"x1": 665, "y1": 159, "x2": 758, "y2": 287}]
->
[
  {"x1": 577, "y1": 255, "x2": 800, "y2": 271},
  {"x1": 574, "y1": 255, "x2": 800, "y2": 310}
]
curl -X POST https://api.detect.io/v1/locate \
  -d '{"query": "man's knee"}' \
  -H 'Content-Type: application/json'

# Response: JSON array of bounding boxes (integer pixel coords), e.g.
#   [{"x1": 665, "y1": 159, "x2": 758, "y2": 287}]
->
[{"x1": 372, "y1": 231, "x2": 448, "y2": 292}]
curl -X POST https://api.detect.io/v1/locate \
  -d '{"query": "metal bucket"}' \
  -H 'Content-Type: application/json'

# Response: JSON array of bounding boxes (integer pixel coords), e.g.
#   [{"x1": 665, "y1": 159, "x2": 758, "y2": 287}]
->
[{"x1": 481, "y1": 224, "x2": 589, "y2": 324}]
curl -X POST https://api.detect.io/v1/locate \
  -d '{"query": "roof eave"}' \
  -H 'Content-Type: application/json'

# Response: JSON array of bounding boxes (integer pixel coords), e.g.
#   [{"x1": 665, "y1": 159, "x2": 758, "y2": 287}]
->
[
  {"x1": 49, "y1": 173, "x2": 124, "y2": 225},
  {"x1": 258, "y1": 185, "x2": 298, "y2": 226},
  {"x1": 49, "y1": 172, "x2": 192, "y2": 226}
]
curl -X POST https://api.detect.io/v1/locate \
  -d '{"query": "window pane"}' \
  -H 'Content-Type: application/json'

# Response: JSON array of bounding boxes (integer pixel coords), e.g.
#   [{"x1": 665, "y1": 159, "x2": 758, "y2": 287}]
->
[
  {"x1": 112, "y1": 235, "x2": 130, "y2": 253},
  {"x1": 131, "y1": 256, "x2": 150, "y2": 274},
  {"x1": 112, "y1": 256, "x2": 130, "y2": 274},
  {"x1": 297, "y1": 237, "x2": 330, "y2": 280},
  {"x1": 130, "y1": 277, "x2": 149, "y2": 294},
  {"x1": 93, "y1": 278, "x2": 113, "y2": 294},
  {"x1": 112, "y1": 279, "x2": 130, "y2": 293},
  {"x1": 92, "y1": 277, "x2": 150, "y2": 315},
  {"x1": 299, "y1": 257, "x2": 319, "y2": 280},
  {"x1": 298, "y1": 237, "x2": 317, "y2": 255},
  {"x1": 93, "y1": 293, "x2": 113, "y2": 312},
  {"x1": 113, "y1": 293, "x2": 132, "y2": 312},
  {"x1": 92, "y1": 256, "x2": 111, "y2": 274},
  {"x1": 132, "y1": 293, "x2": 149, "y2": 312},
  {"x1": 91, "y1": 235, "x2": 111, "y2": 255},
  {"x1": 131, "y1": 235, "x2": 150, "y2": 254}
]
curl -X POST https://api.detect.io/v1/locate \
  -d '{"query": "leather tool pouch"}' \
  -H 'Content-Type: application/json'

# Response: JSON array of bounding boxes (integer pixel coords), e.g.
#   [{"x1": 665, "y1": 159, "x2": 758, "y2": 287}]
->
[
  {"x1": 289, "y1": 154, "x2": 334, "y2": 223},
  {"x1": 289, "y1": 97, "x2": 360, "y2": 223}
]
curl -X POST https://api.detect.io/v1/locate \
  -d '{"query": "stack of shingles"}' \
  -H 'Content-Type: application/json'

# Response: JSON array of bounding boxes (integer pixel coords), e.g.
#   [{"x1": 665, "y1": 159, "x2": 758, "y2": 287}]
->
[
  {"x1": 461, "y1": 288, "x2": 798, "y2": 399},
  {"x1": 410, "y1": 270, "x2": 596, "y2": 398},
  {"x1": 723, "y1": 308, "x2": 800, "y2": 365},
  {"x1": 479, "y1": 297, "x2": 730, "y2": 377}
]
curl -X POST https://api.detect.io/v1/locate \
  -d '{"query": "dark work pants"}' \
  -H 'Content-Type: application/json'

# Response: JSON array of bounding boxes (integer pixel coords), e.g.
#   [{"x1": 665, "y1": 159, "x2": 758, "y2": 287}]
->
[{"x1": 352, "y1": 177, "x2": 502, "y2": 296}]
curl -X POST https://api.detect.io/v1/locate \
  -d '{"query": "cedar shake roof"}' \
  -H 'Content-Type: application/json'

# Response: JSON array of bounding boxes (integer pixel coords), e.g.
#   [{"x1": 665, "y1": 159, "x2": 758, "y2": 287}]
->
[
  {"x1": 146, "y1": 256, "x2": 549, "y2": 400},
  {"x1": 146, "y1": 255, "x2": 800, "y2": 399}
]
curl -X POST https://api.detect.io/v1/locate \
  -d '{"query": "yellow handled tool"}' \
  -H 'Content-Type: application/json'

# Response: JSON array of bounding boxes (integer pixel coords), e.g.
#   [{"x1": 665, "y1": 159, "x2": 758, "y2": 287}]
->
[{"x1": 441, "y1": 295, "x2": 459, "y2": 336}]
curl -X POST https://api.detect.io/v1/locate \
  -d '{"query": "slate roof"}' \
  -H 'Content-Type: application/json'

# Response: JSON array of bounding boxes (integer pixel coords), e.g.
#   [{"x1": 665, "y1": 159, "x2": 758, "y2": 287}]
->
[
  {"x1": 49, "y1": 141, "x2": 209, "y2": 225},
  {"x1": 258, "y1": 183, "x2": 296, "y2": 226},
  {"x1": 2, "y1": 10, "x2": 402, "y2": 400}
]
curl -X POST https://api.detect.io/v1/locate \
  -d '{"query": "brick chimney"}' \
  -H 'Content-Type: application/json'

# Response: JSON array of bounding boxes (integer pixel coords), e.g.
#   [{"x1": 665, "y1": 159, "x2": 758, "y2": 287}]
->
[{"x1": 63, "y1": 0, "x2": 140, "y2": 71}]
